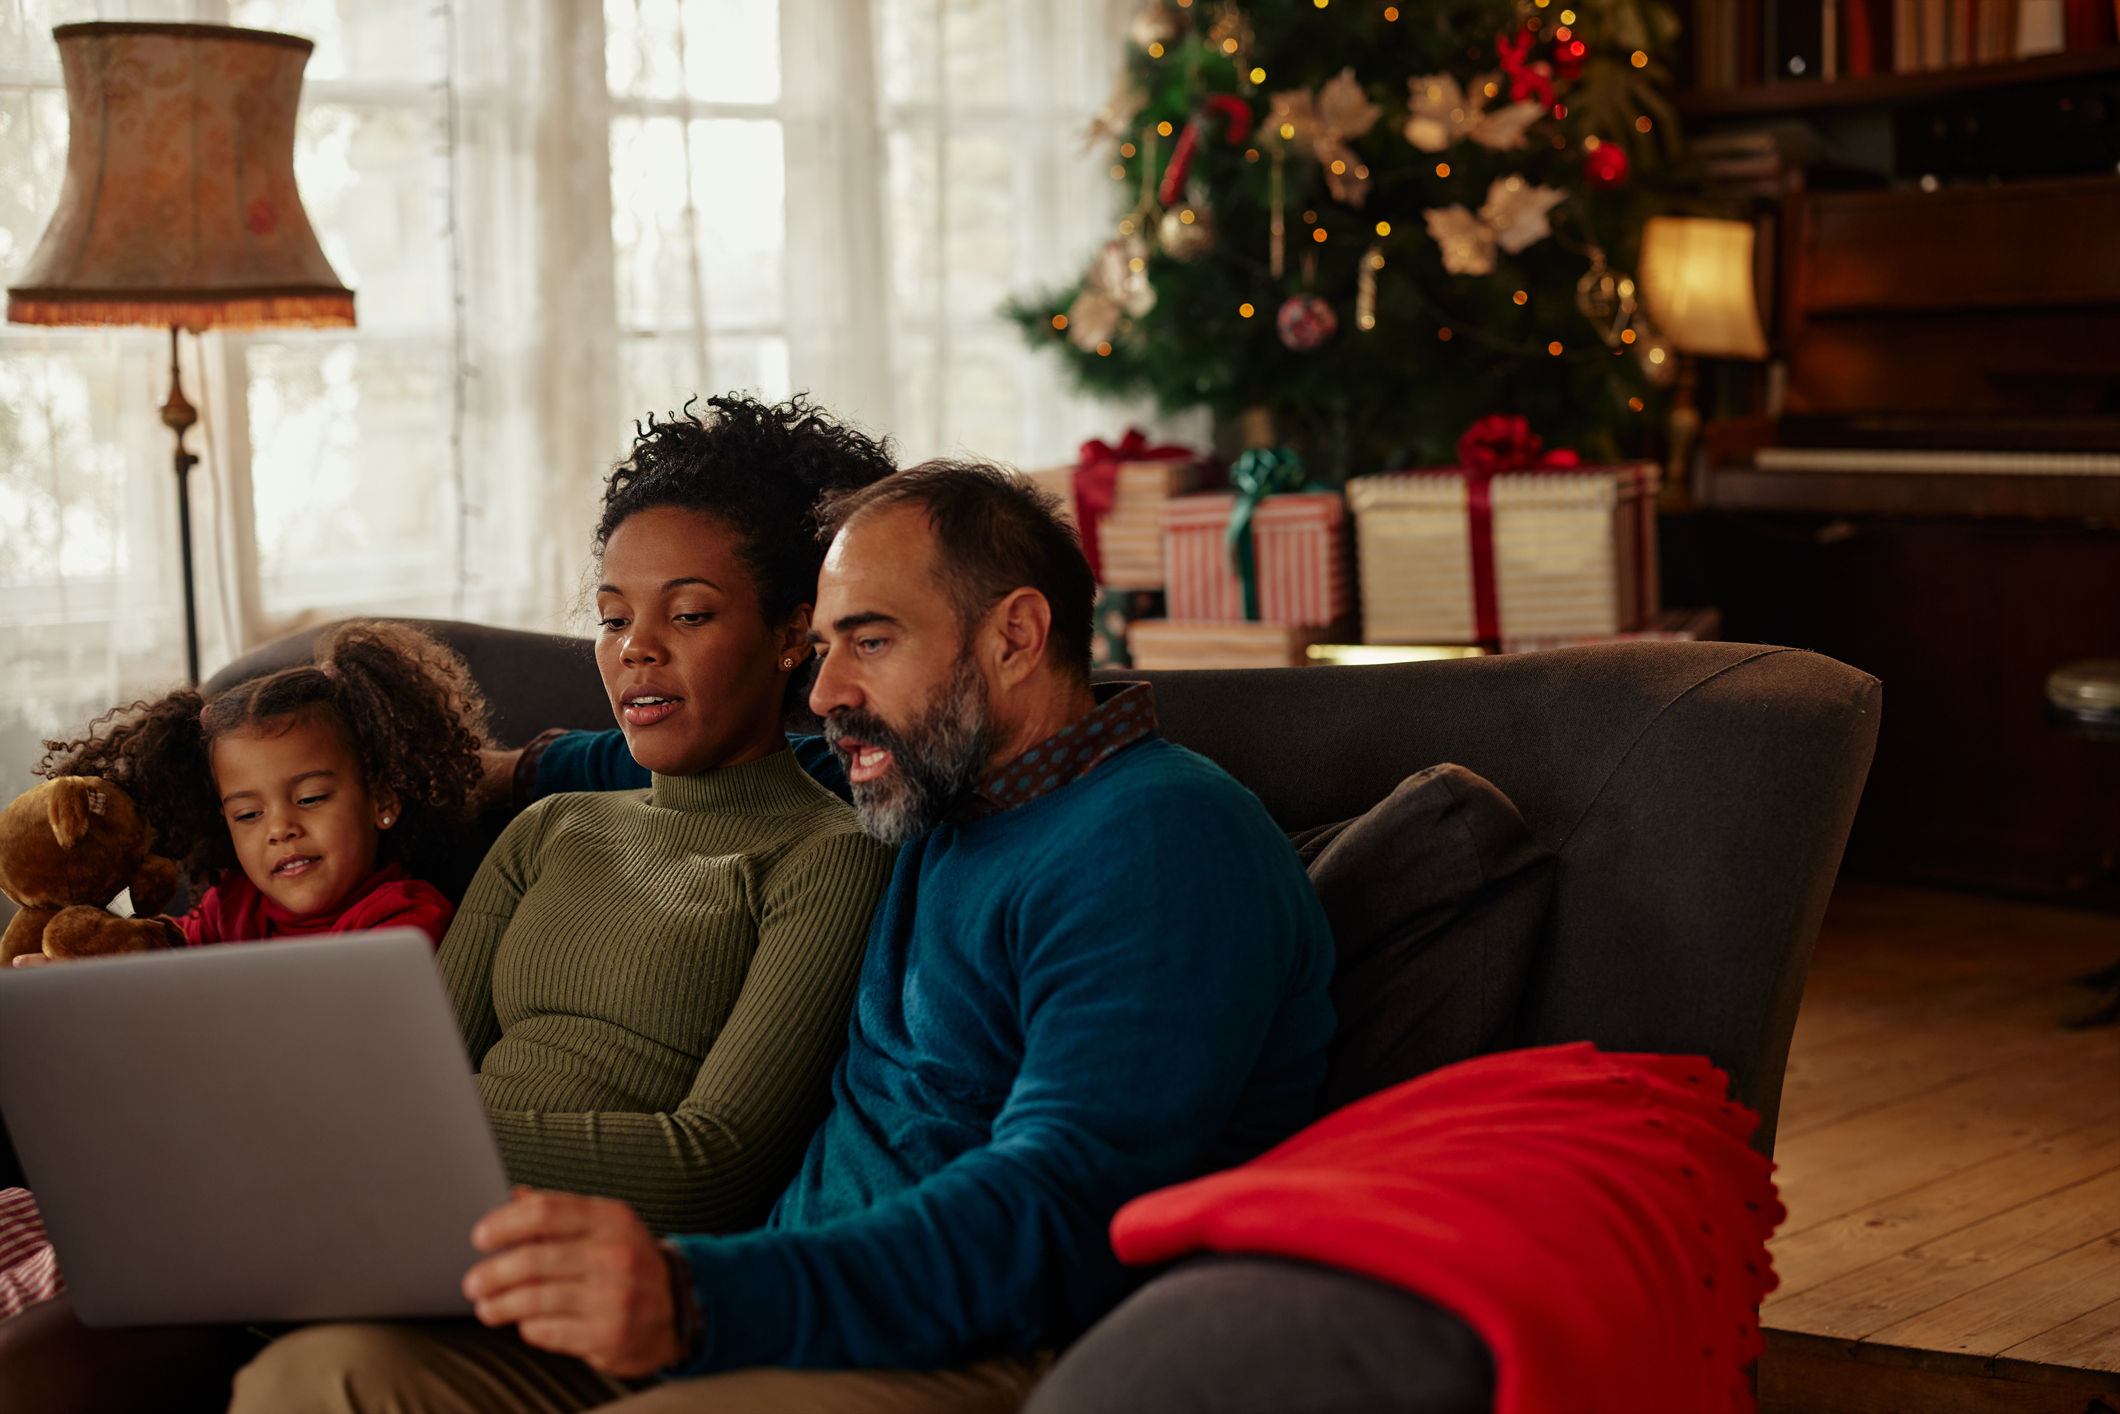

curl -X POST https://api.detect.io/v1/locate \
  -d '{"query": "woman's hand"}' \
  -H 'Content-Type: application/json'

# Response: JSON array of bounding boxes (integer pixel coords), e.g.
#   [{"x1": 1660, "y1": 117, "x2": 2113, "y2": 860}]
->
[
  {"x1": 10, "y1": 954, "x2": 55, "y2": 968},
  {"x1": 463, "y1": 1187, "x2": 686, "y2": 1378}
]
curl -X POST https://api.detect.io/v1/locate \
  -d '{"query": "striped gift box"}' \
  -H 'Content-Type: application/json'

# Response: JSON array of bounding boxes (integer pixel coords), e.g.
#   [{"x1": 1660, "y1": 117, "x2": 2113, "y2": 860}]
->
[
  {"x1": 1128, "y1": 620, "x2": 1320, "y2": 670},
  {"x1": 1019, "y1": 461, "x2": 1200, "y2": 589},
  {"x1": 1346, "y1": 463, "x2": 1659, "y2": 644},
  {"x1": 1161, "y1": 491, "x2": 1351, "y2": 626}
]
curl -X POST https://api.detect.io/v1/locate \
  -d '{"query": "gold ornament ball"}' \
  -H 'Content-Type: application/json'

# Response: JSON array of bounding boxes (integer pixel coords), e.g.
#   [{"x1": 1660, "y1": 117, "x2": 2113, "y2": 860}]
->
[{"x1": 1158, "y1": 204, "x2": 1216, "y2": 261}]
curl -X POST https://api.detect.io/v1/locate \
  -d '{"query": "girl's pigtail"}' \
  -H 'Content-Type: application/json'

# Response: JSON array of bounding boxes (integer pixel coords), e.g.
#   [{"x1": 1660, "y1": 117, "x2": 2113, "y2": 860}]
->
[
  {"x1": 312, "y1": 622, "x2": 490, "y2": 868},
  {"x1": 37, "y1": 689, "x2": 224, "y2": 873}
]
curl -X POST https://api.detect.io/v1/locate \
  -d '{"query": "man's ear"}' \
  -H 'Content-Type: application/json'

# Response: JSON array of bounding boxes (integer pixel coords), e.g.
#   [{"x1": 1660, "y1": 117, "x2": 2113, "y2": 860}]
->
[{"x1": 984, "y1": 586, "x2": 1053, "y2": 691}]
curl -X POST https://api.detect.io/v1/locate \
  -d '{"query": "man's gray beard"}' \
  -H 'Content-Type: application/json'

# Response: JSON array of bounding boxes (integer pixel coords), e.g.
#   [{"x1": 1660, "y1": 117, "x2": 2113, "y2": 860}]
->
[{"x1": 831, "y1": 653, "x2": 995, "y2": 847}]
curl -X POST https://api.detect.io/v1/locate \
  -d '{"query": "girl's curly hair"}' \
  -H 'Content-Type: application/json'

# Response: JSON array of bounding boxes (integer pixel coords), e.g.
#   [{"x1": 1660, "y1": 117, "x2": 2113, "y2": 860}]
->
[
  {"x1": 36, "y1": 621, "x2": 491, "y2": 881},
  {"x1": 596, "y1": 392, "x2": 897, "y2": 627}
]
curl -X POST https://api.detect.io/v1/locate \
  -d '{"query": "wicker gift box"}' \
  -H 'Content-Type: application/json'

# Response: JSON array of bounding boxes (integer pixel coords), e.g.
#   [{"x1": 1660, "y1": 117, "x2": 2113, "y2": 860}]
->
[
  {"x1": 1345, "y1": 463, "x2": 1659, "y2": 644},
  {"x1": 1127, "y1": 620, "x2": 1321, "y2": 670},
  {"x1": 1160, "y1": 491, "x2": 1352, "y2": 626},
  {"x1": 1021, "y1": 458, "x2": 1201, "y2": 591}
]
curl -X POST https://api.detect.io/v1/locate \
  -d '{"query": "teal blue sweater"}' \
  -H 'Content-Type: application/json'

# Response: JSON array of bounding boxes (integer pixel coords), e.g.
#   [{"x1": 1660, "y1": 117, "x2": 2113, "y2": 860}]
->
[{"x1": 665, "y1": 733, "x2": 1336, "y2": 1373}]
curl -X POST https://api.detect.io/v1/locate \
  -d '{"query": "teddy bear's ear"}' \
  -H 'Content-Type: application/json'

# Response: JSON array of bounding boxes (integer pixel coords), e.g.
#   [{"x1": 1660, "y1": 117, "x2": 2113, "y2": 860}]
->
[{"x1": 45, "y1": 777, "x2": 105, "y2": 849}]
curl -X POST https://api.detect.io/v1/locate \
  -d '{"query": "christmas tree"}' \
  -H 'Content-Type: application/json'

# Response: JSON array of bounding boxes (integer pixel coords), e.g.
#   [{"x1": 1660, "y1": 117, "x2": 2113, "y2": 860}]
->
[{"x1": 1009, "y1": 0, "x2": 1685, "y2": 479}]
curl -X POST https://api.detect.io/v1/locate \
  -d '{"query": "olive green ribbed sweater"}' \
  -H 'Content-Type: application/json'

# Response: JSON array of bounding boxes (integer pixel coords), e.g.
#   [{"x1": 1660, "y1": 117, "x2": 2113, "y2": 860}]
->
[{"x1": 439, "y1": 749, "x2": 893, "y2": 1236}]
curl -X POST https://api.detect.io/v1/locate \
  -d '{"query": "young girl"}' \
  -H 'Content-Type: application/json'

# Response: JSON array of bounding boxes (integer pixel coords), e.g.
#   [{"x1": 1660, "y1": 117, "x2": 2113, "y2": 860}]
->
[{"x1": 0, "y1": 619, "x2": 490, "y2": 1318}]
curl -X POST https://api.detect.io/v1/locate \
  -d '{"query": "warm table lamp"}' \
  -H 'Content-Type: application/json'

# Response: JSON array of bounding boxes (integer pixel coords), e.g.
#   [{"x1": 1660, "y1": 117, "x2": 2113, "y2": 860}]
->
[
  {"x1": 1637, "y1": 217, "x2": 1770, "y2": 502},
  {"x1": 6, "y1": 22, "x2": 355, "y2": 684}
]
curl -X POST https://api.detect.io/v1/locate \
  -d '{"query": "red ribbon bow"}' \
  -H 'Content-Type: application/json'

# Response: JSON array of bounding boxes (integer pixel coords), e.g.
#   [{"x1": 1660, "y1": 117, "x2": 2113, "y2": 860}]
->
[
  {"x1": 1075, "y1": 430, "x2": 1194, "y2": 582},
  {"x1": 1451, "y1": 416, "x2": 1580, "y2": 644}
]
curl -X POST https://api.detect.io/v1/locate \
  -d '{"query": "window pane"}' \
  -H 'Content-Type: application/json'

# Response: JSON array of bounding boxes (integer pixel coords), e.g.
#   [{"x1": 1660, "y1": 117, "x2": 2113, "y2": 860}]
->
[
  {"x1": 611, "y1": 115, "x2": 784, "y2": 334},
  {"x1": 290, "y1": 102, "x2": 447, "y2": 333},
  {"x1": 0, "y1": 339, "x2": 185, "y2": 796},
  {"x1": 606, "y1": 0, "x2": 780, "y2": 104},
  {"x1": 619, "y1": 333, "x2": 789, "y2": 431},
  {"x1": 0, "y1": 89, "x2": 66, "y2": 284},
  {"x1": 0, "y1": 350, "x2": 135, "y2": 588},
  {"x1": 876, "y1": 0, "x2": 937, "y2": 109},
  {"x1": 940, "y1": 134, "x2": 1013, "y2": 322},
  {"x1": 877, "y1": 0, "x2": 1011, "y2": 108},
  {"x1": 247, "y1": 341, "x2": 452, "y2": 617},
  {"x1": 229, "y1": 0, "x2": 445, "y2": 84}
]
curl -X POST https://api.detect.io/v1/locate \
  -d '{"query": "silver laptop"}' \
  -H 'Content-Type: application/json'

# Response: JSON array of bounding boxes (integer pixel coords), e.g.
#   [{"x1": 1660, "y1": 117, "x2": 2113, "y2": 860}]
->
[{"x1": 0, "y1": 929, "x2": 510, "y2": 1327}]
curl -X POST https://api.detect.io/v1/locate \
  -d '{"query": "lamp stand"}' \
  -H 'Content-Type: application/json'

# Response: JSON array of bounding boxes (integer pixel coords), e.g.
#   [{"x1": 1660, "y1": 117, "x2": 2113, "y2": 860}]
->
[
  {"x1": 160, "y1": 326, "x2": 201, "y2": 685},
  {"x1": 1662, "y1": 352, "x2": 1702, "y2": 512}
]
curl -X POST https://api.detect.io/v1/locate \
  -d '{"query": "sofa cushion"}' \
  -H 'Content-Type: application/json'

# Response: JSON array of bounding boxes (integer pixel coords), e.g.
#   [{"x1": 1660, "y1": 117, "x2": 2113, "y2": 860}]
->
[{"x1": 1296, "y1": 764, "x2": 1555, "y2": 1113}]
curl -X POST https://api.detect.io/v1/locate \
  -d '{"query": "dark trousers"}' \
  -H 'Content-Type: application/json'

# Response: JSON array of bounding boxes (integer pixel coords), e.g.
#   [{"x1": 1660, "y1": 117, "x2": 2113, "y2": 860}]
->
[
  {"x1": 0, "y1": 1296, "x2": 262, "y2": 1414},
  {"x1": 1026, "y1": 1256, "x2": 1495, "y2": 1414}
]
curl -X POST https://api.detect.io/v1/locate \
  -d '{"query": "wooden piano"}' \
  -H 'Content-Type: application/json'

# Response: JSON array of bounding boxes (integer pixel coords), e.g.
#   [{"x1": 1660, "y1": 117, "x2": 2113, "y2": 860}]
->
[
  {"x1": 1673, "y1": 174, "x2": 2120, "y2": 903},
  {"x1": 1704, "y1": 173, "x2": 2120, "y2": 516}
]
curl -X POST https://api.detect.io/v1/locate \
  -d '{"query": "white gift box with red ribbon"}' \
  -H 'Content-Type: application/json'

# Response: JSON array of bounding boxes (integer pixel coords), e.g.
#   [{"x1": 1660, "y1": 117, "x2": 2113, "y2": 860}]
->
[
  {"x1": 1160, "y1": 491, "x2": 1352, "y2": 626},
  {"x1": 1346, "y1": 463, "x2": 1659, "y2": 644}
]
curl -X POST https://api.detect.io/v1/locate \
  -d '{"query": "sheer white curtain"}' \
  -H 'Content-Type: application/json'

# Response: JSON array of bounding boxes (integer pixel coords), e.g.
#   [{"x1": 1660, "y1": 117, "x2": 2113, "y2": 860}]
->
[{"x1": 0, "y1": 0, "x2": 1185, "y2": 803}]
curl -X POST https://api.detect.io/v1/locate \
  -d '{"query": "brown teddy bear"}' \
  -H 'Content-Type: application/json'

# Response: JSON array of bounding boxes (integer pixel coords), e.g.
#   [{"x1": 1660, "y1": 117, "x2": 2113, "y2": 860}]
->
[{"x1": 0, "y1": 777, "x2": 185, "y2": 964}]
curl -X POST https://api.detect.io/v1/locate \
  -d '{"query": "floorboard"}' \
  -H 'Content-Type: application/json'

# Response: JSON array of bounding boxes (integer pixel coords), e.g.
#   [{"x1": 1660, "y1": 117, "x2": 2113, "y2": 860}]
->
[{"x1": 1761, "y1": 881, "x2": 2120, "y2": 1412}]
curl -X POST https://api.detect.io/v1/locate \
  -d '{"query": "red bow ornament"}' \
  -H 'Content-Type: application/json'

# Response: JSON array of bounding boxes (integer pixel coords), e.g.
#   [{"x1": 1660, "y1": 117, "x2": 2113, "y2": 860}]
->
[{"x1": 1074, "y1": 430, "x2": 1195, "y2": 582}]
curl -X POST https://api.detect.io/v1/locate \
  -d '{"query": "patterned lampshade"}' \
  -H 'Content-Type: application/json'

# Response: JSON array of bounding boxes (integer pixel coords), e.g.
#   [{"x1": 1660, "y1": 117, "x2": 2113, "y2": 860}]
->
[{"x1": 6, "y1": 22, "x2": 354, "y2": 331}]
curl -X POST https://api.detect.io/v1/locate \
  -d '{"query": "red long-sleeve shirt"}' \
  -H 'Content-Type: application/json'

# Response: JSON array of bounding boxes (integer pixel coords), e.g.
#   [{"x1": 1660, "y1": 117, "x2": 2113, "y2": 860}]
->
[{"x1": 175, "y1": 860, "x2": 452, "y2": 949}]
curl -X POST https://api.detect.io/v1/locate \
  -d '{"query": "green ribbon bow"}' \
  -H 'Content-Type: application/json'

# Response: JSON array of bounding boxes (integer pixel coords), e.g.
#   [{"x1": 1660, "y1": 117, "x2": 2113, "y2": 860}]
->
[{"x1": 1225, "y1": 446, "x2": 1325, "y2": 621}]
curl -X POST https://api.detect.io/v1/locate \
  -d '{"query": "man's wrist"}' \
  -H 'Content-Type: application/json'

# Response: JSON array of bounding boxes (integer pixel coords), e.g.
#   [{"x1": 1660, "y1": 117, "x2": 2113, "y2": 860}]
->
[
  {"x1": 512, "y1": 729, "x2": 570, "y2": 811},
  {"x1": 656, "y1": 1239, "x2": 705, "y2": 1373}
]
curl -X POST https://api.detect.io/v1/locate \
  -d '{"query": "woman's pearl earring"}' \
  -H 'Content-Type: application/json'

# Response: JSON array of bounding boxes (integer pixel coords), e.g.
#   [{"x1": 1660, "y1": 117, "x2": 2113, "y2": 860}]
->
[{"x1": 380, "y1": 814, "x2": 394, "y2": 827}]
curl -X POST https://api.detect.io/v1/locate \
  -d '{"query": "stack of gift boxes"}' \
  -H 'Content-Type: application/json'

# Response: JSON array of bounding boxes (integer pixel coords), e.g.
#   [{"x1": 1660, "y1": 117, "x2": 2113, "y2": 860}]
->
[
  {"x1": 1029, "y1": 427, "x2": 1706, "y2": 671},
  {"x1": 1024, "y1": 444, "x2": 1201, "y2": 668}
]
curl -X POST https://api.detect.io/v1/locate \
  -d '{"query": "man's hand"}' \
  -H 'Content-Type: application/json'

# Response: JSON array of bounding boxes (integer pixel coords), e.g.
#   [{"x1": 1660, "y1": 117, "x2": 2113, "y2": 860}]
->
[
  {"x1": 464, "y1": 1187, "x2": 687, "y2": 1378},
  {"x1": 474, "y1": 748, "x2": 522, "y2": 811}
]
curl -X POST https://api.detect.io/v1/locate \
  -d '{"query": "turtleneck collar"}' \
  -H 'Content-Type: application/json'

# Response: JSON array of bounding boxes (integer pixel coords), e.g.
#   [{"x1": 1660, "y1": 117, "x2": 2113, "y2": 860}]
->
[{"x1": 647, "y1": 747, "x2": 826, "y2": 816}]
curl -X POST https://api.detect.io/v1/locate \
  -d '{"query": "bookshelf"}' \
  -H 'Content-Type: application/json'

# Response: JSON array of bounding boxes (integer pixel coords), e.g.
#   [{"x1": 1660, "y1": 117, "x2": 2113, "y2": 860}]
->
[{"x1": 1678, "y1": 42, "x2": 2120, "y2": 113}]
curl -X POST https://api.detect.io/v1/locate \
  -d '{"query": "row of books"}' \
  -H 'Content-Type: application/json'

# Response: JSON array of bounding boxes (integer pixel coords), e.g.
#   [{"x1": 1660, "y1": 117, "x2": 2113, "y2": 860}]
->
[{"x1": 1691, "y1": 0, "x2": 2119, "y2": 88}]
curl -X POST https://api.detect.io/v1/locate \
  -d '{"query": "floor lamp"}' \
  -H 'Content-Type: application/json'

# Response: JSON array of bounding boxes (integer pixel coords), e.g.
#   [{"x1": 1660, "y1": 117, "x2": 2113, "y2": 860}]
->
[{"x1": 6, "y1": 22, "x2": 355, "y2": 685}]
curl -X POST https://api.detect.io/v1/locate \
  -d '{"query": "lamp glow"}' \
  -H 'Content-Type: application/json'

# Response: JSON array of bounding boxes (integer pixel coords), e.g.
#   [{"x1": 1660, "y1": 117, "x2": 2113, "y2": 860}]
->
[{"x1": 1637, "y1": 217, "x2": 1768, "y2": 360}]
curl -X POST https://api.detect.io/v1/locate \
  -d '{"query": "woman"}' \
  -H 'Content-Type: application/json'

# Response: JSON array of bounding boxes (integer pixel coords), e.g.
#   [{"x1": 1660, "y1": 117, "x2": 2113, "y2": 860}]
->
[
  {"x1": 446, "y1": 393, "x2": 897, "y2": 1234},
  {"x1": 0, "y1": 393, "x2": 900, "y2": 1411}
]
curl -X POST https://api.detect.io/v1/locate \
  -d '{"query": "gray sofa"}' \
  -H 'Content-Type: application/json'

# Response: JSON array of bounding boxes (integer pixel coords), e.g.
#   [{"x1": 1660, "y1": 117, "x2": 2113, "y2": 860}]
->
[{"x1": 210, "y1": 623, "x2": 1879, "y2": 1154}]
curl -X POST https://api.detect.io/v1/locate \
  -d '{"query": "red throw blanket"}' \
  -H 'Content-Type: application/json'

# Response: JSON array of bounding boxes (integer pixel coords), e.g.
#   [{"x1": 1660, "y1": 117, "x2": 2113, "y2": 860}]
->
[{"x1": 1110, "y1": 1043, "x2": 1783, "y2": 1414}]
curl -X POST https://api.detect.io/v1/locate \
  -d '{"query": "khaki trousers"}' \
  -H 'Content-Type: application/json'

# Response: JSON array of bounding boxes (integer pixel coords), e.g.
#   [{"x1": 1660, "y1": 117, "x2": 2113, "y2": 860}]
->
[{"x1": 227, "y1": 1320, "x2": 1049, "y2": 1414}]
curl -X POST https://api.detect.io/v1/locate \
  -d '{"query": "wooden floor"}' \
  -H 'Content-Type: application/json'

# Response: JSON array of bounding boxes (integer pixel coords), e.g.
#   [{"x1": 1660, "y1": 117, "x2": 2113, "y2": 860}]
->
[{"x1": 1760, "y1": 880, "x2": 2120, "y2": 1414}]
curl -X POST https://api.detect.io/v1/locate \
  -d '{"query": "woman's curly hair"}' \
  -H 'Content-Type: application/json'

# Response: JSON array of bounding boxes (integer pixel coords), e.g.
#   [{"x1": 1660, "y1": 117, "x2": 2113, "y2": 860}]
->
[
  {"x1": 37, "y1": 621, "x2": 491, "y2": 881},
  {"x1": 596, "y1": 392, "x2": 897, "y2": 627}
]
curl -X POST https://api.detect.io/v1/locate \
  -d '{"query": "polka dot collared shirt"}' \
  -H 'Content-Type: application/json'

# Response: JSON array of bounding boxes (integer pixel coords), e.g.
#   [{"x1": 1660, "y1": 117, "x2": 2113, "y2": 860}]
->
[{"x1": 952, "y1": 681, "x2": 1157, "y2": 824}]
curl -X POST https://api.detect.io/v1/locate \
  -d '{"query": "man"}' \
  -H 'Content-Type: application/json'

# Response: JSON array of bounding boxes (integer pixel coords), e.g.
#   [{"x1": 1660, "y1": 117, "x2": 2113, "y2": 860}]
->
[{"x1": 232, "y1": 460, "x2": 1335, "y2": 1413}]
